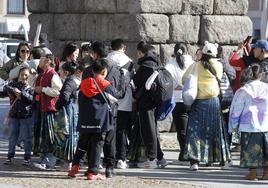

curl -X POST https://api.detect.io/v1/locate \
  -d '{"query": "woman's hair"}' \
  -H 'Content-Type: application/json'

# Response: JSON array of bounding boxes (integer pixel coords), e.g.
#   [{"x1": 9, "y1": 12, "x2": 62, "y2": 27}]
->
[
  {"x1": 62, "y1": 62, "x2": 77, "y2": 75},
  {"x1": 173, "y1": 43, "x2": 187, "y2": 69},
  {"x1": 92, "y1": 59, "x2": 109, "y2": 74},
  {"x1": 200, "y1": 53, "x2": 214, "y2": 69},
  {"x1": 61, "y1": 42, "x2": 79, "y2": 61},
  {"x1": 91, "y1": 41, "x2": 109, "y2": 58},
  {"x1": 240, "y1": 63, "x2": 264, "y2": 85},
  {"x1": 15, "y1": 42, "x2": 30, "y2": 62}
]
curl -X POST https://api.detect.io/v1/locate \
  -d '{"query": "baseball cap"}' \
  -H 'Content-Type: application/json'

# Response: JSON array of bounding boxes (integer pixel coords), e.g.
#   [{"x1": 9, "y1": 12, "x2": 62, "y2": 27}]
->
[{"x1": 252, "y1": 40, "x2": 268, "y2": 52}]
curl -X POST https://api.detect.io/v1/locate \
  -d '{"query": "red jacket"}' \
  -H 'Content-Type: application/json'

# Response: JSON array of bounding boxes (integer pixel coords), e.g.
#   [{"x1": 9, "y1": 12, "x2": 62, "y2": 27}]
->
[{"x1": 229, "y1": 52, "x2": 246, "y2": 92}]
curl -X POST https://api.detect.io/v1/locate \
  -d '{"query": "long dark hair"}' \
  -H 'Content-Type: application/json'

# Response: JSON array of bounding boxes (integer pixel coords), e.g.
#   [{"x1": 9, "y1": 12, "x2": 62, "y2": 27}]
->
[
  {"x1": 61, "y1": 42, "x2": 79, "y2": 61},
  {"x1": 200, "y1": 54, "x2": 214, "y2": 69},
  {"x1": 240, "y1": 63, "x2": 263, "y2": 86},
  {"x1": 173, "y1": 43, "x2": 187, "y2": 69},
  {"x1": 15, "y1": 42, "x2": 30, "y2": 62}
]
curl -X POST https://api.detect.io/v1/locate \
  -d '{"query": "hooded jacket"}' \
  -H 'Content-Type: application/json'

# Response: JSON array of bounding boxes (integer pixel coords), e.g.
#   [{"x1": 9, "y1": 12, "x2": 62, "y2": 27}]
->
[
  {"x1": 229, "y1": 80, "x2": 268, "y2": 133},
  {"x1": 78, "y1": 75, "x2": 123, "y2": 133},
  {"x1": 133, "y1": 51, "x2": 160, "y2": 109}
]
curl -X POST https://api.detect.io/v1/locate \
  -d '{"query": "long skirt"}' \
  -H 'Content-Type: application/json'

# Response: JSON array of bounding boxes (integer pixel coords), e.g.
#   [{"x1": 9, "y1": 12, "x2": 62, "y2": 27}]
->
[
  {"x1": 39, "y1": 112, "x2": 56, "y2": 154},
  {"x1": 183, "y1": 97, "x2": 231, "y2": 164},
  {"x1": 54, "y1": 102, "x2": 78, "y2": 162},
  {"x1": 240, "y1": 132, "x2": 268, "y2": 168}
]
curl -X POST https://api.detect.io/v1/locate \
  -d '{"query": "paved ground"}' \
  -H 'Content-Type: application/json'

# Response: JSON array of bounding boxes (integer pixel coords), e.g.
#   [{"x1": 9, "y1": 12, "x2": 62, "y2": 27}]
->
[{"x1": 0, "y1": 98, "x2": 268, "y2": 187}]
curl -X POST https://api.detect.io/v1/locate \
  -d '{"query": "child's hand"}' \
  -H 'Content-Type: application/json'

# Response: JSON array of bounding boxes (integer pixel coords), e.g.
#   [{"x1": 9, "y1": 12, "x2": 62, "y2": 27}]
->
[{"x1": 13, "y1": 88, "x2": 21, "y2": 99}]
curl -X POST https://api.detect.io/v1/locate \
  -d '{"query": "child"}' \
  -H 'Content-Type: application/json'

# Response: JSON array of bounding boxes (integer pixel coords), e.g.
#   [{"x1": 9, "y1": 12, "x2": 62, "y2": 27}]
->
[
  {"x1": 3, "y1": 67, "x2": 34, "y2": 165},
  {"x1": 54, "y1": 62, "x2": 84, "y2": 170},
  {"x1": 229, "y1": 64, "x2": 268, "y2": 180},
  {"x1": 74, "y1": 59, "x2": 124, "y2": 180}
]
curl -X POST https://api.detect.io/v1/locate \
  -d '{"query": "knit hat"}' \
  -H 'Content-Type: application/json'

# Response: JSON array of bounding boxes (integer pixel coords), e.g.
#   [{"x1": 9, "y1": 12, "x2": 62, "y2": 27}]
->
[{"x1": 202, "y1": 41, "x2": 219, "y2": 57}]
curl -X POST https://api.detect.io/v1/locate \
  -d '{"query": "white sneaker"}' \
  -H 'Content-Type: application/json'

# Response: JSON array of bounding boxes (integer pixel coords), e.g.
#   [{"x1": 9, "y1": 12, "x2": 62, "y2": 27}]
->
[
  {"x1": 221, "y1": 161, "x2": 233, "y2": 170},
  {"x1": 116, "y1": 160, "x2": 128, "y2": 169},
  {"x1": 190, "y1": 163, "x2": 199, "y2": 171},
  {"x1": 137, "y1": 159, "x2": 157, "y2": 169},
  {"x1": 157, "y1": 158, "x2": 168, "y2": 168}
]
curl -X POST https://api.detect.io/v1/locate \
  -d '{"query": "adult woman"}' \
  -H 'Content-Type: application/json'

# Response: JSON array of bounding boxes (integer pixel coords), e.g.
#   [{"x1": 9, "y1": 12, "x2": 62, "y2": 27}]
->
[
  {"x1": 59, "y1": 43, "x2": 79, "y2": 79},
  {"x1": 165, "y1": 43, "x2": 194, "y2": 161},
  {"x1": 0, "y1": 42, "x2": 31, "y2": 81},
  {"x1": 182, "y1": 41, "x2": 231, "y2": 170}
]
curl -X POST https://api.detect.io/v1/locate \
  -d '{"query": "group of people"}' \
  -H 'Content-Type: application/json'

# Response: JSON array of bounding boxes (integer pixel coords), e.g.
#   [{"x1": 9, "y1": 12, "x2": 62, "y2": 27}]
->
[{"x1": 0, "y1": 34, "x2": 268, "y2": 181}]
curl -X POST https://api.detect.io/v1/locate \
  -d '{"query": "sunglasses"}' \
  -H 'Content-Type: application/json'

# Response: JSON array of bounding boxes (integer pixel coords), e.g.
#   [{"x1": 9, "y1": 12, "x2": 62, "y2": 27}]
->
[{"x1": 20, "y1": 49, "x2": 30, "y2": 54}]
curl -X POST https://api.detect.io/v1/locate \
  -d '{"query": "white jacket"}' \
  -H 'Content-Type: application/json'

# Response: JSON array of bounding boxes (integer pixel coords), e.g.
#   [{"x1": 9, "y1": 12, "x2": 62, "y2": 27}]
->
[
  {"x1": 106, "y1": 51, "x2": 133, "y2": 112},
  {"x1": 165, "y1": 55, "x2": 194, "y2": 103}
]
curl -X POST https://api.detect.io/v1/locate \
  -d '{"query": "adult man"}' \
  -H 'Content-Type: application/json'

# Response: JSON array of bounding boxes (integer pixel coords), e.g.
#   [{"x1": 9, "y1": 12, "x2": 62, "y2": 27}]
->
[
  {"x1": 252, "y1": 40, "x2": 268, "y2": 83},
  {"x1": 106, "y1": 39, "x2": 133, "y2": 169},
  {"x1": 33, "y1": 51, "x2": 62, "y2": 170}
]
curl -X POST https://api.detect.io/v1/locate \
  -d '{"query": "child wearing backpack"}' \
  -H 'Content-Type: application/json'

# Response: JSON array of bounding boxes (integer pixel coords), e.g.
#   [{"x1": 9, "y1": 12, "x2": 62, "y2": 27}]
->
[
  {"x1": 229, "y1": 64, "x2": 268, "y2": 180},
  {"x1": 3, "y1": 67, "x2": 34, "y2": 165}
]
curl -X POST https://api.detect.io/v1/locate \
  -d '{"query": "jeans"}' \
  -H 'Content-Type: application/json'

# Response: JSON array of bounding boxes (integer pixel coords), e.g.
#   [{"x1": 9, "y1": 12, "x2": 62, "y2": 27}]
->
[{"x1": 8, "y1": 117, "x2": 33, "y2": 160}]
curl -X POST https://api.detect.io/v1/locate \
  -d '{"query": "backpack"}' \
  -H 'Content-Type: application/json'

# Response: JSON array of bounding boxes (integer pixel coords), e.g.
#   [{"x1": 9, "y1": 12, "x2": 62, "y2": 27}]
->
[
  {"x1": 155, "y1": 96, "x2": 175, "y2": 121},
  {"x1": 145, "y1": 67, "x2": 173, "y2": 104},
  {"x1": 145, "y1": 67, "x2": 174, "y2": 120}
]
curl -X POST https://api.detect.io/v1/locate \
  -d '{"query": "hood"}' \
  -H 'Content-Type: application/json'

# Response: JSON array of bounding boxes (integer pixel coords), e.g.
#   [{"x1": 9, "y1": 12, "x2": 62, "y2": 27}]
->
[
  {"x1": 80, "y1": 75, "x2": 111, "y2": 97},
  {"x1": 138, "y1": 50, "x2": 160, "y2": 68},
  {"x1": 107, "y1": 51, "x2": 132, "y2": 67},
  {"x1": 241, "y1": 80, "x2": 268, "y2": 99}
]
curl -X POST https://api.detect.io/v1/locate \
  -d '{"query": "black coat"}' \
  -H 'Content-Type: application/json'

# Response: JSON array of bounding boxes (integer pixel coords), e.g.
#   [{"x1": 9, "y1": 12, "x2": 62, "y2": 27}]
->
[
  {"x1": 133, "y1": 52, "x2": 160, "y2": 110},
  {"x1": 56, "y1": 77, "x2": 78, "y2": 110},
  {"x1": 4, "y1": 81, "x2": 34, "y2": 119}
]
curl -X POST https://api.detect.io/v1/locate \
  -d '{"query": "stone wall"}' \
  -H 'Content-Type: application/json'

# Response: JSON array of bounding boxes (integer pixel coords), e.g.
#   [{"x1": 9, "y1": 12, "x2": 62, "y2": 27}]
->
[{"x1": 28, "y1": 0, "x2": 252, "y2": 62}]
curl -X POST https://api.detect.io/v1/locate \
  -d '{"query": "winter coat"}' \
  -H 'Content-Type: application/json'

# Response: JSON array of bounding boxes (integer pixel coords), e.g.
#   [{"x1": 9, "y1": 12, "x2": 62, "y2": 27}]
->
[
  {"x1": 78, "y1": 75, "x2": 124, "y2": 133},
  {"x1": 229, "y1": 80, "x2": 268, "y2": 133},
  {"x1": 4, "y1": 81, "x2": 34, "y2": 119},
  {"x1": 133, "y1": 51, "x2": 160, "y2": 110}
]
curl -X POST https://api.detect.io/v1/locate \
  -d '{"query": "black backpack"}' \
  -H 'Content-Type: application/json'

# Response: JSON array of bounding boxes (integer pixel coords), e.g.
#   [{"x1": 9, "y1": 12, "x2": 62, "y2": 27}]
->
[{"x1": 149, "y1": 67, "x2": 173, "y2": 104}]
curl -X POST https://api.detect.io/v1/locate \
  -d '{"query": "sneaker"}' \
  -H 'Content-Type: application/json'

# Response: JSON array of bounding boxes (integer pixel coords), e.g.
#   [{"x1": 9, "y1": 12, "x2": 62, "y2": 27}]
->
[
  {"x1": 221, "y1": 161, "x2": 233, "y2": 170},
  {"x1": 22, "y1": 159, "x2": 30, "y2": 166},
  {"x1": 33, "y1": 162, "x2": 56, "y2": 171},
  {"x1": 190, "y1": 163, "x2": 199, "y2": 171},
  {"x1": 68, "y1": 164, "x2": 80, "y2": 178},
  {"x1": 137, "y1": 159, "x2": 157, "y2": 169},
  {"x1": 4, "y1": 158, "x2": 14, "y2": 165},
  {"x1": 157, "y1": 158, "x2": 168, "y2": 168},
  {"x1": 87, "y1": 173, "x2": 106, "y2": 180},
  {"x1": 105, "y1": 167, "x2": 114, "y2": 178},
  {"x1": 116, "y1": 160, "x2": 128, "y2": 169}
]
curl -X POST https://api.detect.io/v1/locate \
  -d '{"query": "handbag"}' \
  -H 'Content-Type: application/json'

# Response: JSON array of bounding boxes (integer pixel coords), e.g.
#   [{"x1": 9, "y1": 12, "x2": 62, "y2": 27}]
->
[
  {"x1": 207, "y1": 65, "x2": 234, "y2": 109},
  {"x1": 182, "y1": 63, "x2": 198, "y2": 106}
]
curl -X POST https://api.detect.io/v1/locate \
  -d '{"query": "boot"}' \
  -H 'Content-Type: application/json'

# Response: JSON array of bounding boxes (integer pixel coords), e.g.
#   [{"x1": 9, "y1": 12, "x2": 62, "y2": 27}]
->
[
  {"x1": 260, "y1": 166, "x2": 268, "y2": 180},
  {"x1": 245, "y1": 168, "x2": 257, "y2": 181}
]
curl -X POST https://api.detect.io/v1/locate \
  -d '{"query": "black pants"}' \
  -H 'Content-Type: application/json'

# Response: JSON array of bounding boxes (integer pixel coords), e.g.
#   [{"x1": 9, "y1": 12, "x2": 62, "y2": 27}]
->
[
  {"x1": 103, "y1": 128, "x2": 116, "y2": 168},
  {"x1": 138, "y1": 108, "x2": 158, "y2": 160},
  {"x1": 72, "y1": 133, "x2": 88, "y2": 166},
  {"x1": 172, "y1": 102, "x2": 188, "y2": 161},
  {"x1": 87, "y1": 132, "x2": 106, "y2": 174},
  {"x1": 116, "y1": 111, "x2": 132, "y2": 161}
]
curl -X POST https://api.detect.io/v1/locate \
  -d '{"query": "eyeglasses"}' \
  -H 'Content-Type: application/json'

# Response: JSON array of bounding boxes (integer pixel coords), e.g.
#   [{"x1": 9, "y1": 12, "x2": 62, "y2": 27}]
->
[{"x1": 20, "y1": 50, "x2": 30, "y2": 54}]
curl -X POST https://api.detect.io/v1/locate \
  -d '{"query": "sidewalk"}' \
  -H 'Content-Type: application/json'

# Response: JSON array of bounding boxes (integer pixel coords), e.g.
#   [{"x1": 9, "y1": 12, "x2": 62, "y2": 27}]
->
[{"x1": 0, "y1": 134, "x2": 268, "y2": 188}]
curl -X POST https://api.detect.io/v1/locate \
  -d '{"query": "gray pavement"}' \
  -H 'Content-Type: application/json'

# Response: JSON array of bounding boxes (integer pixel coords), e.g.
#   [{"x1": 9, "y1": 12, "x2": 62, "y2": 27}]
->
[{"x1": 0, "y1": 98, "x2": 267, "y2": 187}]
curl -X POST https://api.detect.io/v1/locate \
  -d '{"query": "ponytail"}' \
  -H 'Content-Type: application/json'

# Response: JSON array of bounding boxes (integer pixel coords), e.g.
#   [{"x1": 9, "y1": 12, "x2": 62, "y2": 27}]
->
[
  {"x1": 240, "y1": 63, "x2": 263, "y2": 86},
  {"x1": 174, "y1": 43, "x2": 187, "y2": 69}
]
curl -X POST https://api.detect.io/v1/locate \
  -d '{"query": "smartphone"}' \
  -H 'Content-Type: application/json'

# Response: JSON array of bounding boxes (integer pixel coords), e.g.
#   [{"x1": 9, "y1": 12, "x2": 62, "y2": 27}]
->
[{"x1": 244, "y1": 36, "x2": 252, "y2": 45}]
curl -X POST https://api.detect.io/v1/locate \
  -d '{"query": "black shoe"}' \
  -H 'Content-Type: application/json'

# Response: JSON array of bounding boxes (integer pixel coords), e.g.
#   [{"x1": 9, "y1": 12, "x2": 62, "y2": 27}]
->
[
  {"x1": 4, "y1": 158, "x2": 14, "y2": 165},
  {"x1": 105, "y1": 168, "x2": 114, "y2": 178}
]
